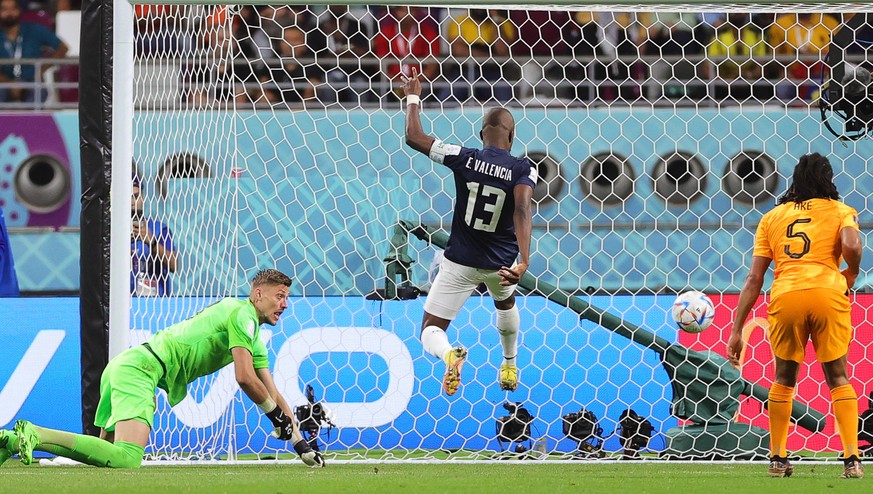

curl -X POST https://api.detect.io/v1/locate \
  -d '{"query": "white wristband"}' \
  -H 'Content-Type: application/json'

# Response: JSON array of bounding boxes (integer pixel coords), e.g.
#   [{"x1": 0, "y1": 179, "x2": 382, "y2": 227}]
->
[
  {"x1": 406, "y1": 94, "x2": 420, "y2": 106},
  {"x1": 258, "y1": 397, "x2": 277, "y2": 414}
]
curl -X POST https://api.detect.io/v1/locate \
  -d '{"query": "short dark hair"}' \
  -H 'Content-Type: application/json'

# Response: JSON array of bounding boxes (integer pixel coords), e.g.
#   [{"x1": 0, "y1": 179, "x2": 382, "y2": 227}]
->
[
  {"x1": 251, "y1": 269, "x2": 292, "y2": 288},
  {"x1": 778, "y1": 153, "x2": 840, "y2": 204}
]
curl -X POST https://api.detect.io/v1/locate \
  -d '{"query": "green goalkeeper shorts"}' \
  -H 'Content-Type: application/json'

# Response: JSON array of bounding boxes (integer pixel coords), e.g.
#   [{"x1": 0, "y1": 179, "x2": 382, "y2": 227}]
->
[{"x1": 94, "y1": 345, "x2": 164, "y2": 432}]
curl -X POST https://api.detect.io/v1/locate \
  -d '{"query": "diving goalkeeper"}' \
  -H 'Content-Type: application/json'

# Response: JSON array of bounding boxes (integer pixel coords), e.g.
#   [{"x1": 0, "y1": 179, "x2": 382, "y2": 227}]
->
[{"x1": 0, "y1": 269, "x2": 325, "y2": 468}]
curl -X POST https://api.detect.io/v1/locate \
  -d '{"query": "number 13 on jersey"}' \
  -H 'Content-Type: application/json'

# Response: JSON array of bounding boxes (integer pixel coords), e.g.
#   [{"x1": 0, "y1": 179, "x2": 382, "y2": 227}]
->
[{"x1": 464, "y1": 182, "x2": 506, "y2": 233}]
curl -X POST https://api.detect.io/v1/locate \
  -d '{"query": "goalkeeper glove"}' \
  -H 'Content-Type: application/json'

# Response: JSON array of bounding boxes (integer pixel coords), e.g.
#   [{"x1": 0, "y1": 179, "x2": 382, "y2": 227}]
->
[
  {"x1": 293, "y1": 439, "x2": 326, "y2": 468},
  {"x1": 265, "y1": 405, "x2": 295, "y2": 441}
]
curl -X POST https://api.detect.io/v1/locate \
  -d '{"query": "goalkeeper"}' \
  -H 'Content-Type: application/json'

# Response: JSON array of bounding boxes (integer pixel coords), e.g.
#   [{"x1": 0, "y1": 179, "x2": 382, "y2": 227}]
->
[{"x1": 0, "y1": 269, "x2": 324, "y2": 469}]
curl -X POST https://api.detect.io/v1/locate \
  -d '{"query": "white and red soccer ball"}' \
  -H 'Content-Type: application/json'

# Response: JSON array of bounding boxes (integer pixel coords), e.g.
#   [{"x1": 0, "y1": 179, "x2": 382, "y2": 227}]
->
[{"x1": 671, "y1": 290, "x2": 715, "y2": 334}]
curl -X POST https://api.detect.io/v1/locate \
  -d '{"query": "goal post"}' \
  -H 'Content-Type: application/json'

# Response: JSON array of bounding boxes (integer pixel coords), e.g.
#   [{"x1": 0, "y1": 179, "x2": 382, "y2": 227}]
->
[
  {"x1": 89, "y1": 1, "x2": 873, "y2": 462},
  {"x1": 110, "y1": 0, "x2": 135, "y2": 359}
]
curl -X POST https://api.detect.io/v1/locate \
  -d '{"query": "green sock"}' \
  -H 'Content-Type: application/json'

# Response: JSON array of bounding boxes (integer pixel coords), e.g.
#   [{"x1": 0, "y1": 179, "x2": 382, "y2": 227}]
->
[
  {"x1": 33, "y1": 426, "x2": 144, "y2": 469},
  {"x1": 0, "y1": 430, "x2": 19, "y2": 453}
]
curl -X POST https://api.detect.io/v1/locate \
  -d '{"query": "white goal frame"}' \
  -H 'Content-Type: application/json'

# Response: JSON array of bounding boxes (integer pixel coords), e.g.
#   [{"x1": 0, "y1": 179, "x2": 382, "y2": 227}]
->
[{"x1": 108, "y1": 0, "x2": 873, "y2": 464}]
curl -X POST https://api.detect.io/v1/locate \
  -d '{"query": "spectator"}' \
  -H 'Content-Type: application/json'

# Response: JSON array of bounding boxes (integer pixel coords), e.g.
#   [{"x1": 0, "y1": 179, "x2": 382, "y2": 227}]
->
[
  {"x1": 694, "y1": 12, "x2": 726, "y2": 49},
  {"x1": 0, "y1": 0, "x2": 67, "y2": 103},
  {"x1": 235, "y1": 6, "x2": 321, "y2": 68},
  {"x1": 55, "y1": 0, "x2": 81, "y2": 12},
  {"x1": 231, "y1": 4, "x2": 274, "y2": 100},
  {"x1": 186, "y1": 24, "x2": 250, "y2": 107},
  {"x1": 698, "y1": 12, "x2": 727, "y2": 31},
  {"x1": 263, "y1": 5, "x2": 323, "y2": 47},
  {"x1": 705, "y1": 12, "x2": 770, "y2": 102},
  {"x1": 444, "y1": 9, "x2": 516, "y2": 104},
  {"x1": 768, "y1": 12, "x2": 839, "y2": 102},
  {"x1": 374, "y1": 5, "x2": 440, "y2": 100},
  {"x1": 130, "y1": 176, "x2": 177, "y2": 297},
  {"x1": 285, "y1": 5, "x2": 320, "y2": 33},
  {"x1": 595, "y1": 12, "x2": 645, "y2": 103},
  {"x1": 638, "y1": 12, "x2": 702, "y2": 100},
  {"x1": 134, "y1": 4, "x2": 183, "y2": 56},
  {"x1": 233, "y1": 5, "x2": 274, "y2": 63},
  {"x1": 316, "y1": 5, "x2": 371, "y2": 58},
  {"x1": 259, "y1": 5, "x2": 295, "y2": 46},
  {"x1": 567, "y1": 11, "x2": 608, "y2": 102},
  {"x1": 17, "y1": 0, "x2": 52, "y2": 27},
  {"x1": 263, "y1": 25, "x2": 323, "y2": 106},
  {"x1": 316, "y1": 4, "x2": 374, "y2": 105},
  {"x1": 509, "y1": 10, "x2": 578, "y2": 103},
  {"x1": 0, "y1": 206, "x2": 19, "y2": 297}
]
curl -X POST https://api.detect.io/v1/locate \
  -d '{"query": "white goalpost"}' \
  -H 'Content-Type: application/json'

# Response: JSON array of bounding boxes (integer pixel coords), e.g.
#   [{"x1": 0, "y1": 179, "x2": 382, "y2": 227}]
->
[{"x1": 111, "y1": 1, "x2": 873, "y2": 463}]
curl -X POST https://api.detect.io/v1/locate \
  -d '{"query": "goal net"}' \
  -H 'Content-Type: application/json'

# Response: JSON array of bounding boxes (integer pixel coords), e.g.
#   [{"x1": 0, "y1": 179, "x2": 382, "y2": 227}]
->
[{"x1": 125, "y1": 2, "x2": 873, "y2": 462}]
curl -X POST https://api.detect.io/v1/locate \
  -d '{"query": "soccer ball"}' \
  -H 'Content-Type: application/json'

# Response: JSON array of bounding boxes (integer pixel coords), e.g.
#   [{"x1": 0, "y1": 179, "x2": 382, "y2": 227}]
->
[{"x1": 671, "y1": 291, "x2": 715, "y2": 334}]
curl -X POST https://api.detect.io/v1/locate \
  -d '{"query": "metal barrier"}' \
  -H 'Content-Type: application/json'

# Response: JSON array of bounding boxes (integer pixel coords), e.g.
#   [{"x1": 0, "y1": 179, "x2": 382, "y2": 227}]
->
[{"x1": 0, "y1": 57, "x2": 79, "y2": 110}]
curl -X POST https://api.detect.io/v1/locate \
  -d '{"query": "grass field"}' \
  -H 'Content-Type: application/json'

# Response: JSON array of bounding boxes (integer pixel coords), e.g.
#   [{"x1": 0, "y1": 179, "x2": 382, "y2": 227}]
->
[{"x1": 0, "y1": 461, "x2": 864, "y2": 494}]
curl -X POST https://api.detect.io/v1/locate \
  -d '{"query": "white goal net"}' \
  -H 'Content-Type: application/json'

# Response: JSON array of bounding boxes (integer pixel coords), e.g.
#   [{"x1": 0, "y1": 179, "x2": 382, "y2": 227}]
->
[{"x1": 126, "y1": 3, "x2": 873, "y2": 462}]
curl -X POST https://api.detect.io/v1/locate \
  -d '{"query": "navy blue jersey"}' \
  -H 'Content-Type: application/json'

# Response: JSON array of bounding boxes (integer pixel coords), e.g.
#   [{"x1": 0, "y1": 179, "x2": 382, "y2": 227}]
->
[
  {"x1": 0, "y1": 207, "x2": 19, "y2": 297},
  {"x1": 429, "y1": 141, "x2": 537, "y2": 269}
]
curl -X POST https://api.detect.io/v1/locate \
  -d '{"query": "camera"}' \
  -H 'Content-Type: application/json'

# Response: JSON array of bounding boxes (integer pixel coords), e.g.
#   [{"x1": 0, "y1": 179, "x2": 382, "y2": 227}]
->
[
  {"x1": 820, "y1": 14, "x2": 873, "y2": 140},
  {"x1": 293, "y1": 385, "x2": 335, "y2": 452},
  {"x1": 619, "y1": 409, "x2": 654, "y2": 459},
  {"x1": 859, "y1": 391, "x2": 873, "y2": 454},
  {"x1": 294, "y1": 402, "x2": 325, "y2": 434},
  {"x1": 562, "y1": 407, "x2": 605, "y2": 458},
  {"x1": 822, "y1": 62, "x2": 873, "y2": 139},
  {"x1": 495, "y1": 402, "x2": 534, "y2": 447}
]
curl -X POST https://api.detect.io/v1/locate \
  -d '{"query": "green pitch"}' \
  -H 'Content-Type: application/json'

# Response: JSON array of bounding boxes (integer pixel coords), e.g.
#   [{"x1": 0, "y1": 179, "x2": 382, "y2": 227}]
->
[{"x1": 0, "y1": 462, "x2": 863, "y2": 494}]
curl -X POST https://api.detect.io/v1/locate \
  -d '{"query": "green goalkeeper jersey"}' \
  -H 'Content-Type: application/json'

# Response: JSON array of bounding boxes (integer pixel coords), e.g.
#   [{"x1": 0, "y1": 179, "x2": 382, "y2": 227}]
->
[{"x1": 146, "y1": 297, "x2": 270, "y2": 406}]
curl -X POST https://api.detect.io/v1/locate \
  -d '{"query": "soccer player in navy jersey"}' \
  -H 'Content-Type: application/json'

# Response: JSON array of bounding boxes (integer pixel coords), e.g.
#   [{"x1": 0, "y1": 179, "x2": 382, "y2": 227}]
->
[{"x1": 400, "y1": 67, "x2": 537, "y2": 396}]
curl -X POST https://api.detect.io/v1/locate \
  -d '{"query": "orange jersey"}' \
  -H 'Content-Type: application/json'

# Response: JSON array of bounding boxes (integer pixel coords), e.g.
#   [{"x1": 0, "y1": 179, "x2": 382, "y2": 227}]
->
[{"x1": 754, "y1": 198, "x2": 859, "y2": 298}]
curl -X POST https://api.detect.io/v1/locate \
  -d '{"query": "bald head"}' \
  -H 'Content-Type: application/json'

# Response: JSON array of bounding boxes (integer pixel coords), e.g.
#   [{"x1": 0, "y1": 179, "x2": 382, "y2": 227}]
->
[
  {"x1": 481, "y1": 108, "x2": 515, "y2": 150},
  {"x1": 483, "y1": 107, "x2": 514, "y2": 132}
]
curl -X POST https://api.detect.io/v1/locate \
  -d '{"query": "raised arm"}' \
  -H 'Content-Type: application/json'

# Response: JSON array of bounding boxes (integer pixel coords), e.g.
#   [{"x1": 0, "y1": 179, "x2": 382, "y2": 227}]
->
[{"x1": 399, "y1": 67, "x2": 435, "y2": 155}]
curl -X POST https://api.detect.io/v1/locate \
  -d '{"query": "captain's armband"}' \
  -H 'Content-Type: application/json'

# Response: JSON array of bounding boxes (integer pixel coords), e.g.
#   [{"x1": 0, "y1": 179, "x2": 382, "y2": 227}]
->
[{"x1": 429, "y1": 140, "x2": 461, "y2": 164}]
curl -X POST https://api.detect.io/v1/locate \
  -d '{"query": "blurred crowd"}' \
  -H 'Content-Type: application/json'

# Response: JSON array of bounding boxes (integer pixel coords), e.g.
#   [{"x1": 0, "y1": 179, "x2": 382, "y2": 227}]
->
[{"x1": 2, "y1": 4, "x2": 872, "y2": 108}]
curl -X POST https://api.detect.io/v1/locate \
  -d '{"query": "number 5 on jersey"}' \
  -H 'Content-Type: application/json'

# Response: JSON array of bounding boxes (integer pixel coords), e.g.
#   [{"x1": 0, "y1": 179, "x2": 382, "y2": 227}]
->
[{"x1": 785, "y1": 218, "x2": 811, "y2": 259}]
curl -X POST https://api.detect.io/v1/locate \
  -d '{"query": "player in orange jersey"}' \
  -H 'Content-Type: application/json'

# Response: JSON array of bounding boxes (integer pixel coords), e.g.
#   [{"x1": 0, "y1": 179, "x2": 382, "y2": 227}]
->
[{"x1": 728, "y1": 153, "x2": 863, "y2": 479}]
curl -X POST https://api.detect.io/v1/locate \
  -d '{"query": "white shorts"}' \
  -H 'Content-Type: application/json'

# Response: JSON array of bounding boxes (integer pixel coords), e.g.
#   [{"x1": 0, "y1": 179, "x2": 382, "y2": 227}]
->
[{"x1": 423, "y1": 257, "x2": 516, "y2": 321}]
